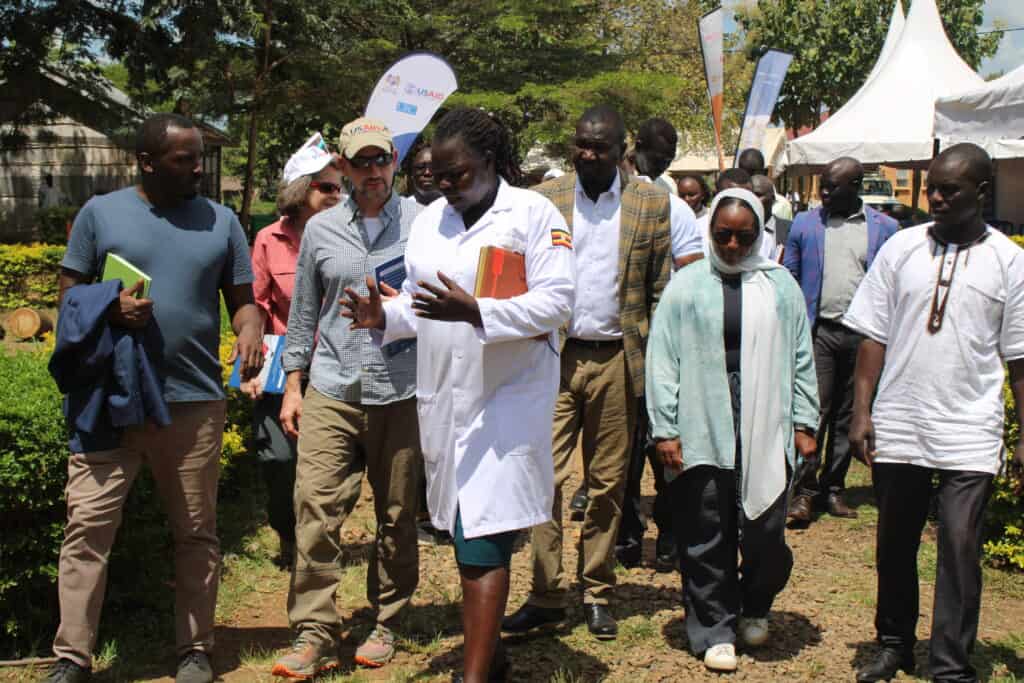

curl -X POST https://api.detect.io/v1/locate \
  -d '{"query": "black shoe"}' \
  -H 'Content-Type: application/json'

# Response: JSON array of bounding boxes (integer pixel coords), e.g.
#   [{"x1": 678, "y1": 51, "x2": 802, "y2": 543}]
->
[
  {"x1": 569, "y1": 487, "x2": 588, "y2": 521},
  {"x1": 654, "y1": 534, "x2": 678, "y2": 573},
  {"x1": 41, "y1": 659, "x2": 91, "y2": 683},
  {"x1": 176, "y1": 650, "x2": 213, "y2": 683},
  {"x1": 615, "y1": 542, "x2": 641, "y2": 569},
  {"x1": 501, "y1": 604, "x2": 566, "y2": 634},
  {"x1": 856, "y1": 647, "x2": 915, "y2": 682},
  {"x1": 584, "y1": 604, "x2": 617, "y2": 640}
]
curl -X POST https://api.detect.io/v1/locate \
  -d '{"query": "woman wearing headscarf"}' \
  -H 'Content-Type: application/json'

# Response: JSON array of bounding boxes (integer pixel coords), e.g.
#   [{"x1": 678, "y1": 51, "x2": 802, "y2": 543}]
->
[
  {"x1": 244, "y1": 134, "x2": 344, "y2": 566},
  {"x1": 646, "y1": 188, "x2": 819, "y2": 673}
]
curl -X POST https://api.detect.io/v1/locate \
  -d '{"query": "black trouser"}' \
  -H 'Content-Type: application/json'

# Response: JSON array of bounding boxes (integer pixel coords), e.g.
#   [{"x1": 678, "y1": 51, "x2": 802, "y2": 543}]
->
[
  {"x1": 673, "y1": 373, "x2": 792, "y2": 654},
  {"x1": 673, "y1": 467, "x2": 792, "y2": 655},
  {"x1": 616, "y1": 400, "x2": 673, "y2": 553},
  {"x1": 872, "y1": 463, "x2": 994, "y2": 683},
  {"x1": 253, "y1": 393, "x2": 297, "y2": 544},
  {"x1": 799, "y1": 319, "x2": 861, "y2": 498}
]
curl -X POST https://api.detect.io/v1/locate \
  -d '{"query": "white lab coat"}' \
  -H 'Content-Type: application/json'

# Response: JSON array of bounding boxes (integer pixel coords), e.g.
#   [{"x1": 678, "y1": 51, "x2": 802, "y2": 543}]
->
[{"x1": 381, "y1": 181, "x2": 575, "y2": 538}]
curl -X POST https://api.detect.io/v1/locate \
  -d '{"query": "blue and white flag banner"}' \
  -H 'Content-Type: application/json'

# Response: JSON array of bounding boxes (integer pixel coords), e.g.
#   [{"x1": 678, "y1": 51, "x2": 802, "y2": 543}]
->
[
  {"x1": 365, "y1": 52, "x2": 458, "y2": 164},
  {"x1": 735, "y1": 49, "x2": 793, "y2": 159}
]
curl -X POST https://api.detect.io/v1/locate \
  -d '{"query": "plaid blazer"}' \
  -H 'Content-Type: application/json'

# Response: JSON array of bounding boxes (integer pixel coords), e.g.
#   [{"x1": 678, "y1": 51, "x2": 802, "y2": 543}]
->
[{"x1": 534, "y1": 171, "x2": 672, "y2": 396}]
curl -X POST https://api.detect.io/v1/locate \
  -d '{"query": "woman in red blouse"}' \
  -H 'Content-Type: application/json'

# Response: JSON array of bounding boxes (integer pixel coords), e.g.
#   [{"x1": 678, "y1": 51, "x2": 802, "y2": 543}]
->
[{"x1": 246, "y1": 134, "x2": 344, "y2": 566}]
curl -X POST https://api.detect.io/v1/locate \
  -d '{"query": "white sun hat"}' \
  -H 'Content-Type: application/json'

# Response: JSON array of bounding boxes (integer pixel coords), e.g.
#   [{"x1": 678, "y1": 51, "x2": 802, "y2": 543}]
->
[{"x1": 282, "y1": 132, "x2": 334, "y2": 184}]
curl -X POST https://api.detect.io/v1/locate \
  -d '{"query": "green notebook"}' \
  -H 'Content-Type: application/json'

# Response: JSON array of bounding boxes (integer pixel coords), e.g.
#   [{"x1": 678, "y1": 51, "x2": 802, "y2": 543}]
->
[{"x1": 101, "y1": 252, "x2": 151, "y2": 298}]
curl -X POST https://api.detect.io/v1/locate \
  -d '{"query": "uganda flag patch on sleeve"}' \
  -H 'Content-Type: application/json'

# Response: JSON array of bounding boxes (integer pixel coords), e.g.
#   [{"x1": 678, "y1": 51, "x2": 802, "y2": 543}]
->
[{"x1": 550, "y1": 228, "x2": 573, "y2": 249}]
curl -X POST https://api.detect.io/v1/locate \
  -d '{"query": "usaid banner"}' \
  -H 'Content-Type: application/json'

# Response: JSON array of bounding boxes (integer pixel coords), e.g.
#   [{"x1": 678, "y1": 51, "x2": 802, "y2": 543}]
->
[
  {"x1": 365, "y1": 52, "x2": 458, "y2": 164},
  {"x1": 698, "y1": 7, "x2": 725, "y2": 170},
  {"x1": 735, "y1": 49, "x2": 793, "y2": 159}
]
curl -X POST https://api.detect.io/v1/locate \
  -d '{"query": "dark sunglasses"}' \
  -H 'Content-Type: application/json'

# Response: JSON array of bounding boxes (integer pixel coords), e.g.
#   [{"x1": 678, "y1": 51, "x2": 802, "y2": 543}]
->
[
  {"x1": 711, "y1": 228, "x2": 758, "y2": 246},
  {"x1": 349, "y1": 152, "x2": 394, "y2": 169},
  {"x1": 310, "y1": 180, "x2": 343, "y2": 194}
]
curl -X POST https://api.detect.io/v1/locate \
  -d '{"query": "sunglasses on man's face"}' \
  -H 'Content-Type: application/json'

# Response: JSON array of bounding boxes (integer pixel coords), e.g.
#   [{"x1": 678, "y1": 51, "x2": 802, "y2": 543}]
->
[
  {"x1": 711, "y1": 228, "x2": 758, "y2": 246},
  {"x1": 349, "y1": 152, "x2": 394, "y2": 169},
  {"x1": 310, "y1": 181, "x2": 343, "y2": 194}
]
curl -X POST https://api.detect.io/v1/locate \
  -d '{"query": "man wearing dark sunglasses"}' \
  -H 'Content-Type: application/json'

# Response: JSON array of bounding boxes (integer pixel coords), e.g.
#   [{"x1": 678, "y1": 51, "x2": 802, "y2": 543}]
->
[
  {"x1": 275, "y1": 118, "x2": 423, "y2": 678},
  {"x1": 783, "y1": 156, "x2": 897, "y2": 527}
]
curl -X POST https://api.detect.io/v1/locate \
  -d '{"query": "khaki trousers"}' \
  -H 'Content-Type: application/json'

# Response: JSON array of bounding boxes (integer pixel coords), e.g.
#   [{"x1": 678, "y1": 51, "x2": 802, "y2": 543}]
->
[
  {"x1": 53, "y1": 401, "x2": 226, "y2": 667},
  {"x1": 288, "y1": 389, "x2": 420, "y2": 645},
  {"x1": 529, "y1": 341, "x2": 636, "y2": 607}
]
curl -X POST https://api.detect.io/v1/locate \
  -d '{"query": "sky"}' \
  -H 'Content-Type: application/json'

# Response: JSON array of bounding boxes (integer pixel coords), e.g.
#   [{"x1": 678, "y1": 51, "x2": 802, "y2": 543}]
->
[{"x1": 980, "y1": 0, "x2": 1024, "y2": 77}]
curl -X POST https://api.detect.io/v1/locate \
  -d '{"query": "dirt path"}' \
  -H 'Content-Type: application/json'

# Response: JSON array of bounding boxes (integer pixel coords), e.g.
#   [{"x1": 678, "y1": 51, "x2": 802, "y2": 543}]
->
[{"x1": 6, "y1": 461, "x2": 1023, "y2": 682}]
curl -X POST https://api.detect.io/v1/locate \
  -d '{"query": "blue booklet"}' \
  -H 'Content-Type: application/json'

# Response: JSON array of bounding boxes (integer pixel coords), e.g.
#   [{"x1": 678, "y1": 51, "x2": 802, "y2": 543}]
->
[
  {"x1": 228, "y1": 334, "x2": 287, "y2": 394},
  {"x1": 375, "y1": 256, "x2": 416, "y2": 358}
]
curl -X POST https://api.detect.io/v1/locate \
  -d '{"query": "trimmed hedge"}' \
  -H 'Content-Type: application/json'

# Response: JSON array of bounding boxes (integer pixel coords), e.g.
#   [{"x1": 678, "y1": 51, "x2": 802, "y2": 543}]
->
[
  {"x1": 0, "y1": 243, "x2": 65, "y2": 309},
  {"x1": 0, "y1": 334, "x2": 252, "y2": 655}
]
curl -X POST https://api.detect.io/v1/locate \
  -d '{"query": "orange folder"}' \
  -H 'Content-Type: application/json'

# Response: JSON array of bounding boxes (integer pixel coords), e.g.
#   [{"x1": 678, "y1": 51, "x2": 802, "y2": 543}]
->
[
  {"x1": 474, "y1": 246, "x2": 548, "y2": 341},
  {"x1": 474, "y1": 246, "x2": 528, "y2": 298}
]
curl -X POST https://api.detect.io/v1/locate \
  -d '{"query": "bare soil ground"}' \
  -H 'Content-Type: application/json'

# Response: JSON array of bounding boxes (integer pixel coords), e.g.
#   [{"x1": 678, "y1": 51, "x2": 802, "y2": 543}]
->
[{"x1": 4, "y1": 461, "x2": 1022, "y2": 682}]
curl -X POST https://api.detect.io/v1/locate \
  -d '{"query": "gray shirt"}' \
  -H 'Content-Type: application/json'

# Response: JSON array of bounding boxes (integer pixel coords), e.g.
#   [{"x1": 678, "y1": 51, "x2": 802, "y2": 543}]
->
[
  {"x1": 62, "y1": 187, "x2": 253, "y2": 402},
  {"x1": 819, "y1": 207, "x2": 869, "y2": 321},
  {"x1": 282, "y1": 192, "x2": 421, "y2": 404}
]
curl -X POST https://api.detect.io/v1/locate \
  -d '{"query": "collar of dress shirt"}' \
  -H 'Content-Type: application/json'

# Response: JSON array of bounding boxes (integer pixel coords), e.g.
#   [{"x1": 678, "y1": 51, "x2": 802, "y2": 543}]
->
[
  {"x1": 270, "y1": 216, "x2": 302, "y2": 246},
  {"x1": 348, "y1": 191, "x2": 401, "y2": 226},
  {"x1": 574, "y1": 169, "x2": 621, "y2": 203},
  {"x1": 442, "y1": 178, "x2": 514, "y2": 220}
]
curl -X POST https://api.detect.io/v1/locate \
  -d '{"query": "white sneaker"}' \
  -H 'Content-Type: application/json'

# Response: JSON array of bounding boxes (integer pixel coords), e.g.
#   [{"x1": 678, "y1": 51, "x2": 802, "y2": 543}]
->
[
  {"x1": 739, "y1": 616, "x2": 770, "y2": 646},
  {"x1": 704, "y1": 643, "x2": 738, "y2": 672}
]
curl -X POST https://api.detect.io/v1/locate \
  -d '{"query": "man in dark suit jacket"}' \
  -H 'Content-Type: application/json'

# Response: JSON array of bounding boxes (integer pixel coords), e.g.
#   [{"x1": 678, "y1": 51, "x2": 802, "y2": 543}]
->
[
  {"x1": 503, "y1": 105, "x2": 672, "y2": 641},
  {"x1": 783, "y1": 157, "x2": 898, "y2": 525}
]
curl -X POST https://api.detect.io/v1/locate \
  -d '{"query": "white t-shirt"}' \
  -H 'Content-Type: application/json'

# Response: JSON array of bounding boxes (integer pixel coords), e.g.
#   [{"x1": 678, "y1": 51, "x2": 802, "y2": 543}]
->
[
  {"x1": 843, "y1": 224, "x2": 1024, "y2": 474},
  {"x1": 363, "y1": 216, "x2": 385, "y2": 245}
]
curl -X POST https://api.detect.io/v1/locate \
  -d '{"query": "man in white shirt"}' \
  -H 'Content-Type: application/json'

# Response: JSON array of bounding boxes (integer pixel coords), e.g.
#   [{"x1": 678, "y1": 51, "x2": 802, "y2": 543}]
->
[
  {"x1": 39, "y1": 172, "x2": 67, "y2": 208},
  {"x1": 503, "y1": 105, "x2": 672, "y2": 640},
  {"x1": 845, "y1": 143, "x2": 1024, "y2": 683}
]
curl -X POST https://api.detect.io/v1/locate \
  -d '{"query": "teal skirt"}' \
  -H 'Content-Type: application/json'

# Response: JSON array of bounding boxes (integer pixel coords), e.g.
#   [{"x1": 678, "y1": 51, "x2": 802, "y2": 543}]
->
[{"x1": 453, "y1": 508, "x2": 519, "y2": 568}]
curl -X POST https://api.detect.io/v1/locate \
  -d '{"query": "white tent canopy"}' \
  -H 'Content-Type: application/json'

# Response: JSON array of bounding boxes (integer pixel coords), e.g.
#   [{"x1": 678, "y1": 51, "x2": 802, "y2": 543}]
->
[
  {"x1": 863, "y1": 0, "x2": 905, "y2": 90},
  {"x1": 934, "y1": 64, "x2": 1024, "y2": 158},
  {"x1": 784, "y1": 0, "x2": 984, "y2": 170}
]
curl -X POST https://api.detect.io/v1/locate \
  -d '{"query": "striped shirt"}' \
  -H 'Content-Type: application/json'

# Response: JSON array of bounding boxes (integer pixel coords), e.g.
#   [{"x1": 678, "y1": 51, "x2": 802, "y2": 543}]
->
[{"x1": 281, "y1": 192, "x2": 422, "y2": 405}]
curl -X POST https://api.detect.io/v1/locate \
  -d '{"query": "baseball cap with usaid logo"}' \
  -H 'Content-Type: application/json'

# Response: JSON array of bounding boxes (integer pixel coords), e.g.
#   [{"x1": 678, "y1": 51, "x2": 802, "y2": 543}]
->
[{"x1": 338, "y1": 117, "x2": 395, "y2": 159}]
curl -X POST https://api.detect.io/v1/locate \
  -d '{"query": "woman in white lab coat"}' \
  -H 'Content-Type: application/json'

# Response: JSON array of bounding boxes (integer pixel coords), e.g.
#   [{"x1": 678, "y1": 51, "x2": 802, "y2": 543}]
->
[{"x1": 342, "y1": 108, "x2": 575, "y2": 683}]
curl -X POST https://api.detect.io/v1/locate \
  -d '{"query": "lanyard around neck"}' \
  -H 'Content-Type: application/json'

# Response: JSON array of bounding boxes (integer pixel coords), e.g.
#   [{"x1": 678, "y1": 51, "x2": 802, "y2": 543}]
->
[{"x1": 926, "y1": 227, "x2": 989, "y2": 334}]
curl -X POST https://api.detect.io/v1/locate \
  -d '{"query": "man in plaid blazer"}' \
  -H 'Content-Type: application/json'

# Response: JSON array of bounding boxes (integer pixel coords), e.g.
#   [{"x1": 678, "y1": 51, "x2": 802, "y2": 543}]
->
[{"x1": 503, "y1": 105, "x2": 672, "y2": 640}]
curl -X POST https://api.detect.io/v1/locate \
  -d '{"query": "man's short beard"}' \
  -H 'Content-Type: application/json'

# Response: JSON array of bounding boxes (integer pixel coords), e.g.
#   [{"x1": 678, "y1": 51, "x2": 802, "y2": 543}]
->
[{"x1": 354, "y1": 179, "x2": 391, "y2": 201}]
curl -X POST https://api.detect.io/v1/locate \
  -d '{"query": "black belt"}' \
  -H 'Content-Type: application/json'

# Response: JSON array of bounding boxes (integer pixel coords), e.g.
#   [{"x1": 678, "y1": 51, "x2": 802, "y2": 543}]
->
[{"x1": 567, "y1": 337, "x2": 623, "y2": 350}]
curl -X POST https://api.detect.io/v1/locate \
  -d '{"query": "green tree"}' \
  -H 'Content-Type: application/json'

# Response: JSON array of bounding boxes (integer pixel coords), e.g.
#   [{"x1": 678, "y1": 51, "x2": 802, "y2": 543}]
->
[{"x1": 736, "y1": 0, "x2": 1001, "y2": 132}]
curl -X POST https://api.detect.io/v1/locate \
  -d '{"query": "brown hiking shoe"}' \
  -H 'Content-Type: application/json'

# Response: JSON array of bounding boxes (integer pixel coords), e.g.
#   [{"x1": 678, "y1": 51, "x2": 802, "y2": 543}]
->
[
  {"x1": 271, "y1": 638, "x2": 339, "y2": 680},
  {"x1": 353, "y1": 625, "x2": 396, "y2": 668}
]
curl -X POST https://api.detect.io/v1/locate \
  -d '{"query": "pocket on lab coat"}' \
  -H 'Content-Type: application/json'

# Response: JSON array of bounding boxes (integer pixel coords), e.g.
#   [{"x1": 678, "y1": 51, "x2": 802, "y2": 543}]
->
[
  {"x1": 416, "y1": 393, "x2": 449, "y2": 464},
  {"x1": 495, "y1": 380, "x2": 553, "y2": 457}
]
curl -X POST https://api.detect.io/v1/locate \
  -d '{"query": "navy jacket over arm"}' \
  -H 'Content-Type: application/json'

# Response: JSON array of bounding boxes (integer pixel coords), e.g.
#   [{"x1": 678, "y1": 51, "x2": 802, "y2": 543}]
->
[{"x1": 48, "y1": 280, "x2": 171, "y2": 452}]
